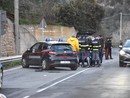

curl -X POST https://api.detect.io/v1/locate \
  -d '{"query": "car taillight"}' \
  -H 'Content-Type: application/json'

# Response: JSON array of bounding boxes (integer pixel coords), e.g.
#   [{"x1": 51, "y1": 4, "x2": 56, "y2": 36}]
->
[{"x1": 48, "y1": 51, "x2": 57, "y2": 55}]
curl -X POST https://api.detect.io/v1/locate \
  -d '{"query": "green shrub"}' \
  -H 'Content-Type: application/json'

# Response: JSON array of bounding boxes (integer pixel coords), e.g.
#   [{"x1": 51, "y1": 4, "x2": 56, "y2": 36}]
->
[{"x1": 2, "y1": 60, "x2": 21, "y2": 70}]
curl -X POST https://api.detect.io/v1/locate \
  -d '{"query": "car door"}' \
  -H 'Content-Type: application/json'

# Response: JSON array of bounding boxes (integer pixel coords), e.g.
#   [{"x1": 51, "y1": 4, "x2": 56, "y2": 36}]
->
[
  {"x1": 28, "y1": 43, "x2": 43, "y2": 65},
  {"x1": 28, "y1": 43, "x2": 48, "y2": 65}
]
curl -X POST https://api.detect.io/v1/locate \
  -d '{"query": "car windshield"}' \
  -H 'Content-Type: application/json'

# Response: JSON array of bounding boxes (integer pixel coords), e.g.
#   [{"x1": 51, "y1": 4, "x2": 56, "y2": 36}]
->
[
  {"x1": 50, "y1": 44, "x2": 73, "y2": 52},
  {"x1": 123, "y1": 40, "x2": 130, "y2": 47}
]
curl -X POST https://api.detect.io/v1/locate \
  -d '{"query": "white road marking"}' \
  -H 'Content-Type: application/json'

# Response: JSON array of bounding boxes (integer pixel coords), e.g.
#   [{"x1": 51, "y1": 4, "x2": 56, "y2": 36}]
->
[
  {"x1": 36, "y1": 59, "x2": 115, "y2": 93},
  {"x1": 23, "y1": 96, "x2": 30, "y2": 98},
  {"x1": 37, "y1": 68, "x2": 90, "y2": 93}
]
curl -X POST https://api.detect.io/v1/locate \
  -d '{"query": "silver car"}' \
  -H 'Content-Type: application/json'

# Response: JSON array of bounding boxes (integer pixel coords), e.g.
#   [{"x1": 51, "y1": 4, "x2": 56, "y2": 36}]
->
[{"x1": 119, "y1": 40, "x2": 130, "y2": 67}]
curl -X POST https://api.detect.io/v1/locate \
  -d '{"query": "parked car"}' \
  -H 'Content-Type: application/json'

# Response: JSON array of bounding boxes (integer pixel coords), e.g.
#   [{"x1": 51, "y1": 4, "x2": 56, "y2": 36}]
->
[
  {"x1": 21, "y1": 41, "x2": 79, "y2": 70},
  {"x1": 0, "y1": 62, "x2": 3, "y2": 89},
  {"x1": 119, "y1": 39, "x2": 130, "y2": 67}
]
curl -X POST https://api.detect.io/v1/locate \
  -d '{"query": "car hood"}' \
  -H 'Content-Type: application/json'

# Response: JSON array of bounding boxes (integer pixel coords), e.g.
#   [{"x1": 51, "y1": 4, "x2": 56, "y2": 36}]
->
[{"x1": 122, "y1": 47, "x2": 130, "y2": 54}]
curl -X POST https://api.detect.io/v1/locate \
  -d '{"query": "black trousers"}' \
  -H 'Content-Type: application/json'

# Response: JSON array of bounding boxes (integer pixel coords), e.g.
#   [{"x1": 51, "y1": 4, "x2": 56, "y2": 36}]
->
[{"x1": 109, "y1": 47, "x2": 112, "y2": 59}]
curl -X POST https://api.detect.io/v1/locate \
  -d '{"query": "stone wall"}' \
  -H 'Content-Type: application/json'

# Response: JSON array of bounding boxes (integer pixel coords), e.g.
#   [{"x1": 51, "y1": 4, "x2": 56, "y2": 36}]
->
[{"x1": 1, "y1": 19, "x2": 15, "y2": 57}]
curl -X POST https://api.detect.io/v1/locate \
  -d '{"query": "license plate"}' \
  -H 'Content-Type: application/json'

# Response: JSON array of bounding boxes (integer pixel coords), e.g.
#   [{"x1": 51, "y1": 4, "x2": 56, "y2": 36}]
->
[{"x1": 60, "y1": 61, "x2": 70, "y2": 64}]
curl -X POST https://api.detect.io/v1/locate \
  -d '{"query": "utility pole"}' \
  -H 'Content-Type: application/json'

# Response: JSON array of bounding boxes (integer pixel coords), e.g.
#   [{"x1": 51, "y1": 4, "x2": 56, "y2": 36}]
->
[
  {"x1": 14, "y1": 0, "x2": 20, "y2": 55},
  {"x1": 119, "y1": 0, "x2": 125, "y2": 43},
  {"x1": 120, "y1": 12, "x2": 123, "y2": 42}
]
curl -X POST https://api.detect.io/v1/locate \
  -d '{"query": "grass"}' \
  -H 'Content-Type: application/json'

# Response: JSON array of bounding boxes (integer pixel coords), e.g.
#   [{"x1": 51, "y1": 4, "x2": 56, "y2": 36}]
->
[{"x1": 2, "y1": 60, "x2": 21, "y2": 70}]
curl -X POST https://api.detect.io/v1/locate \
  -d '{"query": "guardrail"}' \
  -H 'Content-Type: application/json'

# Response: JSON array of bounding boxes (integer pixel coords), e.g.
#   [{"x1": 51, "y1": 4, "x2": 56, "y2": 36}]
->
[{"x1": 0, "y1": 55, "x2": 22, "y2": 63}]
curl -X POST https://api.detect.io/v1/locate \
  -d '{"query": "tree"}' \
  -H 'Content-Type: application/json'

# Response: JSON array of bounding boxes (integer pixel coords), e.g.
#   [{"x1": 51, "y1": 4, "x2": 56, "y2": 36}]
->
[{"x1": 55, "y1": 0, "x2": 104, "y2": 32}]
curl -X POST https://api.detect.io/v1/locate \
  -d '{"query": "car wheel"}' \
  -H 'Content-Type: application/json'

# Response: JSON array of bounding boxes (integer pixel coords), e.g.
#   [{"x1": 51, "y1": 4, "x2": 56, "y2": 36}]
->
[
  {"x1": 42, "y1": 60, "x2": 49, "y2": 70},
  {"x1": 70, "y1": 65, "x2": 78, "y2": 70},
  {"x1": 22, "y1": 58, "x2": 29, "y2": 68},
  {"x1": 0, "y1": 68, "x2": 3, "y2": 89},
  {"x1": 119, "y1": 61, "x2": 125, "y2": 67}
]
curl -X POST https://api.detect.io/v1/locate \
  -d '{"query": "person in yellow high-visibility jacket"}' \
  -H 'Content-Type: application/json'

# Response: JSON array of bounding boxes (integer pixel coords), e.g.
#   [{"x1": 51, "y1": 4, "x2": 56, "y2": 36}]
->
[{"x1": 67, "y1": 35, "x2": 80, "y2": 52}]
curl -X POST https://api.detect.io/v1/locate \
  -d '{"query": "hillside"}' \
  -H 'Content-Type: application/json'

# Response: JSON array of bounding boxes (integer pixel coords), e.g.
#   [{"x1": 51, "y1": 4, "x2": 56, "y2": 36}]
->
[
  {"x1": 0, "y1": 0, "x2": 67, "y2": 24},
  {"x1": 97, "y1": 0, "x2": 130, "y2": 43},
  {"x1": 1, "y1": 0, "x2": 130, "y2": 37}
]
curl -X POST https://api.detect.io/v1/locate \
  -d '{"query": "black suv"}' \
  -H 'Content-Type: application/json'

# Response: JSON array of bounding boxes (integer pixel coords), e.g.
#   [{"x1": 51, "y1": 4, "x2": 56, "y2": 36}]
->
[{"x1": 21, "y1": 41, "x2": 79, "y2": 70}]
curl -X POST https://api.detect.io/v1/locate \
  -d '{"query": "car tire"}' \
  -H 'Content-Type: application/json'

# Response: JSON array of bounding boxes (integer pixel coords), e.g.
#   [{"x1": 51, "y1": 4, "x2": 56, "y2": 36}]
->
[
  {"x1": 0, "y1": 68, "x2": 3, "y2": 89},
  {"x1": 70, "y1": 65, "x2": 78, "y2": 70},
  {"x1": 119, "y1": 61, "x2": 125, "y2": 67},
  {"x1": 22, "y1": 58, "x2": 29, "y2": 68},
  {"x1": 42, "y1": 60, "x2": 49, "y2": 70}
]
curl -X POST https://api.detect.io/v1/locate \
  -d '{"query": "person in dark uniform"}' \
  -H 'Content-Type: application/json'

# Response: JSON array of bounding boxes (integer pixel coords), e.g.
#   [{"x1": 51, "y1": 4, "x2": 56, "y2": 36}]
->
[
  {"x1": 105, "y1": 38, "x2": 109, "y2": 59},
  {"x1": 85, "y1": 36, "x2": 93, "y2": 67},
  {"x1": 91, "y1": 36, "x2": 101, "y2": 67},
  {"x1": 97, "y1": 35, "x2": 104, "y2": 63},
  {"x1": 108, "y1": 38, "x2": 113, "y2": 59},
  {"x1": 78, "y1": 36, "x2": 86, "y2": 67}
]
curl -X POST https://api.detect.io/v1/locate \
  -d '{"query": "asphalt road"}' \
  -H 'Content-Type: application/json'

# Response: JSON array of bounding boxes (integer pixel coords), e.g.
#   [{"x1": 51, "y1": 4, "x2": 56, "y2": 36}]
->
[{"x1": 1, "y1": 48, "x2": 130, "y2": 98}]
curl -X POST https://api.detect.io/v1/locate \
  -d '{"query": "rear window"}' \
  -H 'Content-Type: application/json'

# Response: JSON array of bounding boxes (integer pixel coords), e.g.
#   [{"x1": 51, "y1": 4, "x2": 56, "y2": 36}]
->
[{"x1": 50, "y1": 44, "x2": 73, "y2": 52}]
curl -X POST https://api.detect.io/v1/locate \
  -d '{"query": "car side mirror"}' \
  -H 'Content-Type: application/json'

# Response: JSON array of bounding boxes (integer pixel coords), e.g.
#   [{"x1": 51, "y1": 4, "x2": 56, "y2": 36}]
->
[
  {"x1": 27, "y1": 48, "x2": 31, "y2": 52},
  {"x1": 27, "y1": 48, "x2": 35, "y2": 53}
]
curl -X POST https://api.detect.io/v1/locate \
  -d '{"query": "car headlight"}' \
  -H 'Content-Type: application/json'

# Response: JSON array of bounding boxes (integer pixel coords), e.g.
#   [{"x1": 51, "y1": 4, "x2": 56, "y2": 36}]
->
[{"x1": 119, "y1": 50, "x2": 126, "y2": 55}]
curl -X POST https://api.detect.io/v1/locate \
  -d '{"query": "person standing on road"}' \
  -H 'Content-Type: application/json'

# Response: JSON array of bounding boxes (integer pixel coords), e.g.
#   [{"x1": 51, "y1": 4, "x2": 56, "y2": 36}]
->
[
  {"x1": 67, "y1": 35, "x2": 80, "y2": 52},
  {"x1": 78, "y1": 36, "x2": 87, "y2": 67},
  {"x1": 91, "y1": 36, "x2": 101, "y2": 66},
  {"x1": 108, "y1": 38, "x2": 113, "y2": 59},
  {"x1": 105, "y1": 38, "x2": 109, "y2": 59},
  {"x1": 97, "y1": 34, "x2": 104, "y2": 64}
]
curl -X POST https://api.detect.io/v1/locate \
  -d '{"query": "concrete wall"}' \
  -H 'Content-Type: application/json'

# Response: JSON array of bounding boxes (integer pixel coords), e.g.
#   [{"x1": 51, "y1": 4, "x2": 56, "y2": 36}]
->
[
  {"x1": 1, "y1": 21, "x2": 76, "y2": 57},
  {"x1": 0, "y1": 22, "x2": 38, "y2": 56},
  {"x1": 19, "y1": 25, "x2": 38, "y2": 54},
  {"x1": 35, "y1": 25, "x2": 76, "y2": 41},
  {"x1": 20, "y1": 25, "x2": 76, "y2": 53}
]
